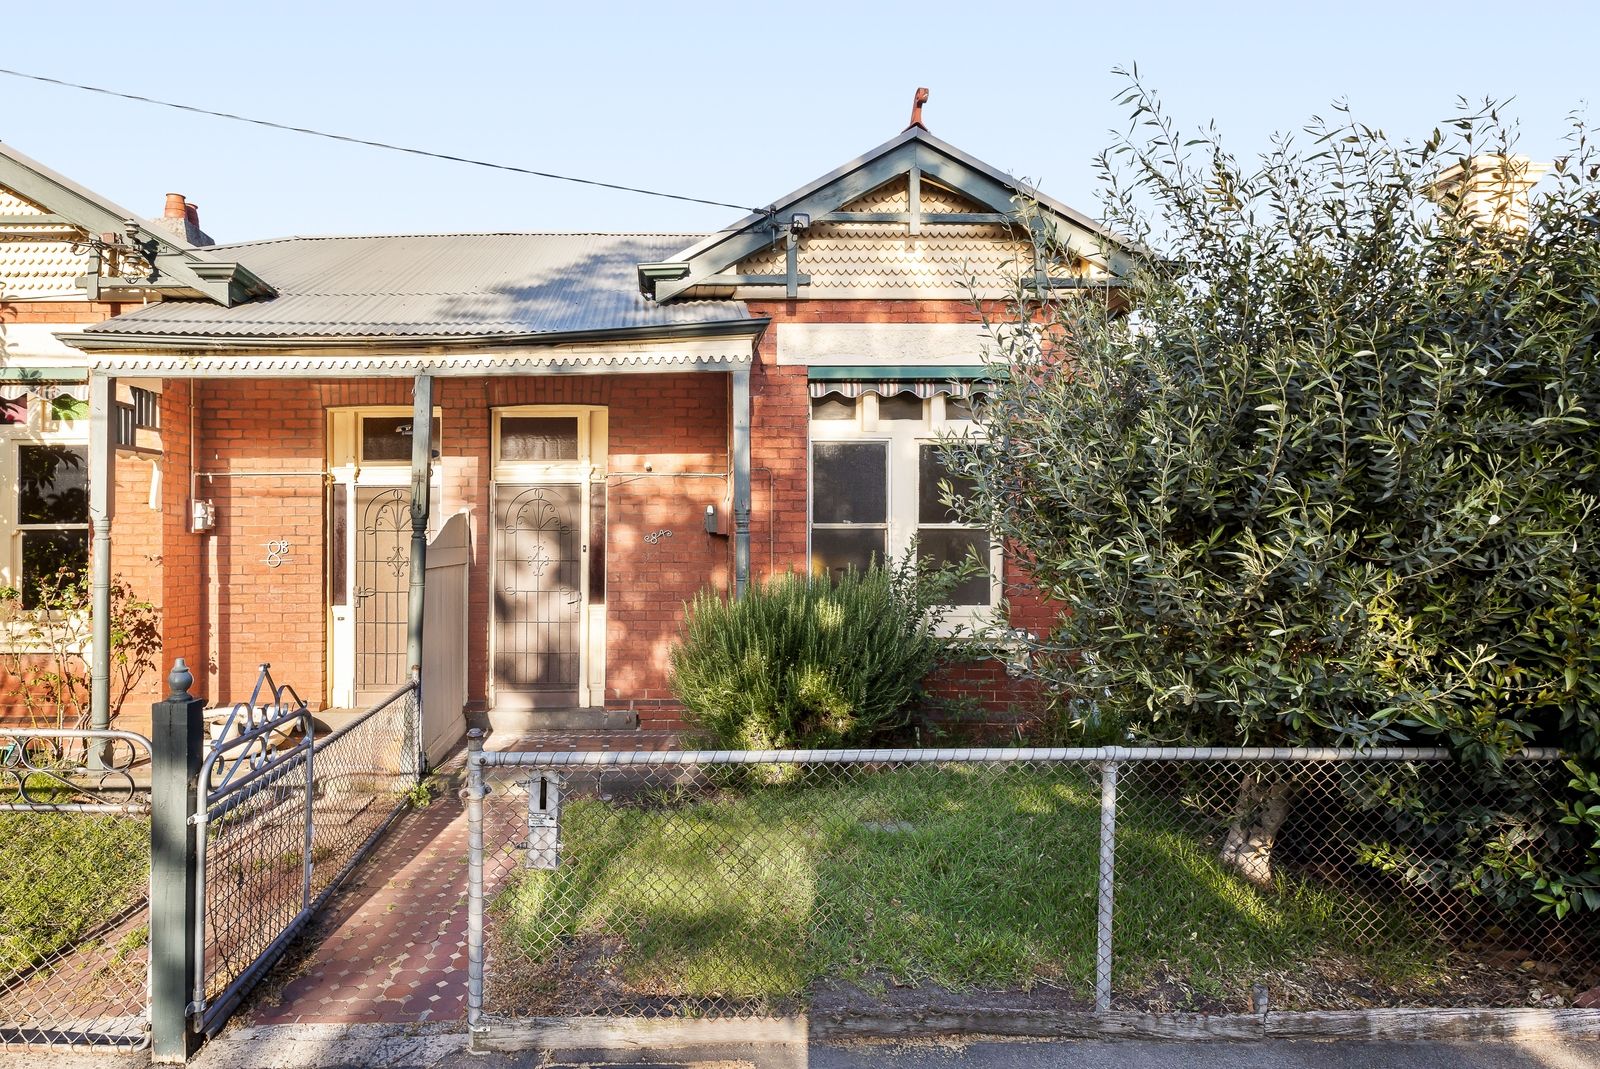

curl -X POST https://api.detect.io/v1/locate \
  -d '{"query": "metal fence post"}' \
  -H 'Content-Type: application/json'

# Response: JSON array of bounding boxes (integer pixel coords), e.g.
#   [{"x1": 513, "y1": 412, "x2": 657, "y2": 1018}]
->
[
  {"x1": 464, "y1": 728, "x2": 487, "y2": 1040},
  {"x1": 1095, "y1": 756, "x2": 1119, "y2": 1015},
  {"x1": 150, "y1": 659, "x2": 204, "y2": 1063}
]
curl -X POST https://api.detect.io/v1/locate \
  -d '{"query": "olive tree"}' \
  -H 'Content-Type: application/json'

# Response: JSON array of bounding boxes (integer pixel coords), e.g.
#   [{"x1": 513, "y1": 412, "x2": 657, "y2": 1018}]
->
[{"x1": 948, "y1": 74, "x2": 1600, "y2": 907}]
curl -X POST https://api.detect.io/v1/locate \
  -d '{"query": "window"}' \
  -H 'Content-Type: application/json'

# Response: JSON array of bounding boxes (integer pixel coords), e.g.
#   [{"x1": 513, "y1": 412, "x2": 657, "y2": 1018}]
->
[
  {"x1": 499, "y1": 416, "x2": 579, "y2": 462},
  {"x1": 359, "y1": 415, "x2": 441, "y2": 464},
  {"x1": 808, "y1": 387, "x2": 997, "y2": 614},
  {"x1": 810, "y1": 441, "x2": 888, "y2": 578},
  {"x1": 16, "y1": 444, "x2": 89, "y2": 607},
  {"x1": 0, "y1": 385, "x2": 90, "y2": 610},
  {"x1": 916, "y1": 444, "x2": 990, "y2": 605}
]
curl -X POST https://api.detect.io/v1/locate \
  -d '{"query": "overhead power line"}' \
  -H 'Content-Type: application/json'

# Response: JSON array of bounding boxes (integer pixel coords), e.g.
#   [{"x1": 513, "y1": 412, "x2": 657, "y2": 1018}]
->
[{"x1": 0, "y1": 67, "x2": 762, "y2": 214}]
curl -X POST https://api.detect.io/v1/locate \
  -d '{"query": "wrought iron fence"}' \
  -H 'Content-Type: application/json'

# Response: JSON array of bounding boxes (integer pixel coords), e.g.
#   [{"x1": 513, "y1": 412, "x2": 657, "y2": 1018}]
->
[
  {"x1": 193, "y1": 669, "x2": 419, "y2": 1033},
  {"x1": 0, "y1": 727, "x2": 154, "y2": 1052},
  {"x1": 464, "y1": 740, "x2": 1595, "y2": 1038}
]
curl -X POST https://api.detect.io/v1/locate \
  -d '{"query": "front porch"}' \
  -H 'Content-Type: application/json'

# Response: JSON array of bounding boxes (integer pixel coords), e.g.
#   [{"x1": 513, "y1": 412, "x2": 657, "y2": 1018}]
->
[{"x1": 80, "y1": 350, "x2": 758, "y2": 740}]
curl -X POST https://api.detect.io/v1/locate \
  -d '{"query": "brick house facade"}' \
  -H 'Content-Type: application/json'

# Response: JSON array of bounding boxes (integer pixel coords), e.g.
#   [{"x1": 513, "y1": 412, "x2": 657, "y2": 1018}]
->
[{"x1": 1, "y1": 126, "x2": 1127, "y2": 742}]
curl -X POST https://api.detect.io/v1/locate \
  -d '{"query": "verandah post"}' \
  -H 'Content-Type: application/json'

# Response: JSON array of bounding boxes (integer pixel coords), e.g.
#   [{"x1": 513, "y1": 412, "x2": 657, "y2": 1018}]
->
[
  {"x1": 87, "y1": 372, "x2": 117, "y2": 756},
  {"x1": 150, "y1": 659, "x2": 204, "y2": 1063},
  {"x1": 406, "y1": 372, "x2": 433, "y2": 780},
  {"x1": 731, "y1": 364, "x2": 752, "y2": 598}
]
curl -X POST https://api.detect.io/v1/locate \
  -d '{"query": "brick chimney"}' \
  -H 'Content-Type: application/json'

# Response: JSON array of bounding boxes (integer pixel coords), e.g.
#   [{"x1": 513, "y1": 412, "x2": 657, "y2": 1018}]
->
[
  {"x1": 150, "y1": 192, "x2": 215, "y2": 247},
  {"x1": 1427, "y1": 155, "x2": 1548, "y2": 233}
]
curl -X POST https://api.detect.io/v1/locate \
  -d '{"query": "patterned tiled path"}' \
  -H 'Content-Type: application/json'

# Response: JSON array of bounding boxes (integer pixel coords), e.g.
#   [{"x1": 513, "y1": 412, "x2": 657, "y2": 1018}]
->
[
  {"x1": 244, "y1": 771, "x2": 471, "y2": 1025},
  {"x1": 241, "y1": 730, "x2": 681, "y2": 1027}
]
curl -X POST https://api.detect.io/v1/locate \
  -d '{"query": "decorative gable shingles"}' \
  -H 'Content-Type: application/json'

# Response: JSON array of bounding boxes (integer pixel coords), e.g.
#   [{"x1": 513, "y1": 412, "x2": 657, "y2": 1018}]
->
[
  {"x1": 733, "y1": 175, "x2": 1093, "y2": 297},
  {"x1": 0, "y1": 187, "x2": 92, "y2": 299}
]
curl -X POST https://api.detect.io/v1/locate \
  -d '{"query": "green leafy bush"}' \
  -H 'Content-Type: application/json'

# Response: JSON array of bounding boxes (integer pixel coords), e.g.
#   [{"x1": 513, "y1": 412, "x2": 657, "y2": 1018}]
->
[
  {"x1": 943, "y1": 75, "x2": 1600, "y2": 909},
  {"x1": 670, "y1": 560, "x2": 958, "y2": 749}
]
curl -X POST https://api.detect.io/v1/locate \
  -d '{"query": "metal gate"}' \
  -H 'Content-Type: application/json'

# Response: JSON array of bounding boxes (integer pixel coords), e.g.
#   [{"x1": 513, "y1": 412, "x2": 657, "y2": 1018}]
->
[
  {"x1": 191, "y1": 665, "x2": 421, "y2": 1034},
  {"x1": 0, "y1": 726, "x2": 153, "y2": 1052},
  {"x1": 492, "y1": 484, "x2": 582, "y2": 708}
]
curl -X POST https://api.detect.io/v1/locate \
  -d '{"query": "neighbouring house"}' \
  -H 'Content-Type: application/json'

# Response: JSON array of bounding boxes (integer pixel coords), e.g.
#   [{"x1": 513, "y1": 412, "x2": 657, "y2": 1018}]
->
[
  {"x1": 0, "y1": 116, "x2": 1131, "y2": 743},
  {"x1": 0, "y1": 141, "x2": 272, "y2": 729}
]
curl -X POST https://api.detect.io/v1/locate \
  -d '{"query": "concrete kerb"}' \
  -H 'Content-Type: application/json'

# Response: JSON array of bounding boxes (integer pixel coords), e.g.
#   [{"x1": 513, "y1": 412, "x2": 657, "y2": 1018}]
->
[
  {"x1": 189, "y1": 1022, "x2": 467, "y2": 1069},
  {"x1": 17, "y1": 1020, "x2": 1600, "y2": 1069}
]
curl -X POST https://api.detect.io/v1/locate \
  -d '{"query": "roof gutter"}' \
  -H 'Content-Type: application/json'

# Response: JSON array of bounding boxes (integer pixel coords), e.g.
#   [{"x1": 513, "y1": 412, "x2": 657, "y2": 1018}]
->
[{"x1": 61, "y1": 316, "x2": 769, "y2": 355}]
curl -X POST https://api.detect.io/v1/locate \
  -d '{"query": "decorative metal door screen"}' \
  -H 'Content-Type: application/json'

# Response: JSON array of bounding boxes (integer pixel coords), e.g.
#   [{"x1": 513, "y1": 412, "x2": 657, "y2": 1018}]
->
[
  {"x1": 354, "y1": 487, "x2": 410, "y2": 702},
  {"x1": 493, "y1": 484, "x2": 582, "y2": 708}
]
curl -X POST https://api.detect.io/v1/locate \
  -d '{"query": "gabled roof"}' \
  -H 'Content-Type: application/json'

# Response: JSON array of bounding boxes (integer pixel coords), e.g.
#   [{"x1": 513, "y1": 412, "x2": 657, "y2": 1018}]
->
[
  {"x1": 0, "y1": 141, "x2": 273, "y2": 306},
  {"x1": 639, "y1": 126, "x2": 1135, "y2": 302},
  {"x1": 70, "y1": 233, "x2": 756, "y2": 350}
]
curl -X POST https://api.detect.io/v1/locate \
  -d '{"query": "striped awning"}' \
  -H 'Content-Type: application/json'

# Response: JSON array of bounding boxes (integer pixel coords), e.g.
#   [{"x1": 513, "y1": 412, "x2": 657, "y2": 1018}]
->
[
  {"x1": 806, "y1": 364, "x2": 994, "y2": 400},
  {"x1": 808, "y1": 379, "x2": 986, "y2": 400}
]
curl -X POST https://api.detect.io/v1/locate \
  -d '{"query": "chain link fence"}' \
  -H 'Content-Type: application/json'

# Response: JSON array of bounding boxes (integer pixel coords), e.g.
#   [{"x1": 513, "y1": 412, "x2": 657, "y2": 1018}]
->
[
  {"x1": 0, "y1": 728, "x2": 153, "y2": 1052},
  {"x1": 465, "y1": 742, "x2": 1595, "y2": 1036},
  {"x1": 196, "y1": 678, "x2": 419, "y2": 1032}
]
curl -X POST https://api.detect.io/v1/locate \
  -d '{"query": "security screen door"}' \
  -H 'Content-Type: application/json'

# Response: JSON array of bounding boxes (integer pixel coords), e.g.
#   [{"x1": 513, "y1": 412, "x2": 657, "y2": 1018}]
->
[
  {"x1": 353, "y1": 486, "x2": 411, "y2": 703},
  {"x1": 490, "y1": 411, "x2": 596, "y2": 710},
  {"x1": 492, "y1": 483, "x2": 583, "y2": 708}
]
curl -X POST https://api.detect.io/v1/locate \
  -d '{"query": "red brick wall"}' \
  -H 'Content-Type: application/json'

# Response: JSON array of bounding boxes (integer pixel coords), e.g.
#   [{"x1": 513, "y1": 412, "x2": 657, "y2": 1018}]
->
[
  {"x1": 107, "y1": 450, "x2": 164, "y2": 734},
  {"x1": 0, "y1": 300, "x2": 138, "y2": 326},
  {"x1": 192, "y1": 378, "x2": 342, "y2": 703},
  {"x1": 183, "y1": 374, "x2": 731, "y2": 716},
  {"x1": 158, "y1": 381, "x2": 203, "y2": 705},
  {"x1": 597, "y1": 375, "x2": 729, "y2": 726}
]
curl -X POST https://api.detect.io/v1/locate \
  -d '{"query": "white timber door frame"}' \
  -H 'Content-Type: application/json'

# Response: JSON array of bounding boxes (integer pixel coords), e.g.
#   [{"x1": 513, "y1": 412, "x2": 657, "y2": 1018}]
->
[
  {"x1": 489, "y1": 404, "x2": 607, "y2": 710},
  {"x1": 326, "y1": 406, "x2": 443, "y2": 709}
]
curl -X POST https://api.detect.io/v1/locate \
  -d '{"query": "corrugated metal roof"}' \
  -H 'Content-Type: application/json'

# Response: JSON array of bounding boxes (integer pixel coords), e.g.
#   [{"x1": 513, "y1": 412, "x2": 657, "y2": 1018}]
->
[{"x1": 81, "y1": 233, "x2": 749, "y2": 339}]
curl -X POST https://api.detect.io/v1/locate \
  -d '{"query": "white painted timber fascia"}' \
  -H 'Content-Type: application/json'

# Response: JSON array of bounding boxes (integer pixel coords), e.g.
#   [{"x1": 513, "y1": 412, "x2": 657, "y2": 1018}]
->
[
  {"x1": 775, "y1": 322, "x2": 994, "y2": 366},
  {"x1": 82, "y1": 338, "x2": 754, "y2": 379}
]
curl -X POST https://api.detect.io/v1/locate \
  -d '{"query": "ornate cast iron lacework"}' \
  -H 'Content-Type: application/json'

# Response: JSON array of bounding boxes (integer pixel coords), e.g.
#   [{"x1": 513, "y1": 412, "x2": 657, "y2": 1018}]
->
[
  {"x1": 200, "y1": 662, "x2": 311, "y2": 803},
  {"x1": 0, "y1": 728, "x2": 147, "y2": 808}
]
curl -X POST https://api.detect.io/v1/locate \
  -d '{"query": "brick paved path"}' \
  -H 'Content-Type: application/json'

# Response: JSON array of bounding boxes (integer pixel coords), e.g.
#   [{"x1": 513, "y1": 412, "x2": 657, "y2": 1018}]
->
[
  {"x1": 245, "y1": 776, "x2": 470, "y2": 1026},
  {"x1": 241, "y1": 731, "x2": 680, "y2": 1027}
]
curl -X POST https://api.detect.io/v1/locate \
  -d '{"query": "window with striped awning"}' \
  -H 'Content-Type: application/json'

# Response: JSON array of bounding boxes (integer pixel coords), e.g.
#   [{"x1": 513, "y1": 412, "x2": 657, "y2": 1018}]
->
[
  {"x1": 805, "y1": 364, "x2": 995, "y2": 401},
  {"x1": 806, "y1": 378, "x2": 985, "y2": 400}
]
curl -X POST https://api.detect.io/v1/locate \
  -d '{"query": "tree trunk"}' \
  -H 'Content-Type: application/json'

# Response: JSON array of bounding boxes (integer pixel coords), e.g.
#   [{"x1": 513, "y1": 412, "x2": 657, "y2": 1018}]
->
[{"x1": 1219, "y1": 772, "x2": 1295, "y2": 888}]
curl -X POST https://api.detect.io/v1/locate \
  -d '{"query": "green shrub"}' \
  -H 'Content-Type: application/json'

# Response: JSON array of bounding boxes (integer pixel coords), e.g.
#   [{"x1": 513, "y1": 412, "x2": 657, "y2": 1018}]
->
[{"x1": 670, "y1": 560, "x2": 958, "y2": 749}]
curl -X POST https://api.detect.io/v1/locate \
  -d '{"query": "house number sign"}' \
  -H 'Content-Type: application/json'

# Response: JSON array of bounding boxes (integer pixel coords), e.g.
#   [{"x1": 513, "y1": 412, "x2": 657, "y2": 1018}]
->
[
  {"x1": 264, "y1": 540, "x2": 294, "y2": 568},
  {"x1": 644, "y1": 529, "x2": 673, "y2": 545}
]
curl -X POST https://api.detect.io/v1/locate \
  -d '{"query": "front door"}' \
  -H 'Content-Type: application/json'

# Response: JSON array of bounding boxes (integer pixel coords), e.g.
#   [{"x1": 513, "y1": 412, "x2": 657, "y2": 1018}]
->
[
  {"x1": 490, "y1": 407, "x2": 606, "y2": 711},
  {"x1": 353, "y1": 486, "x2": 411, "y2": 703},
  {"x1": 327, "y1": 408, "x2": 441, "y2": 709},
  {"x1": 492, "y1": 483, "x2": 582, "y2": 708}
]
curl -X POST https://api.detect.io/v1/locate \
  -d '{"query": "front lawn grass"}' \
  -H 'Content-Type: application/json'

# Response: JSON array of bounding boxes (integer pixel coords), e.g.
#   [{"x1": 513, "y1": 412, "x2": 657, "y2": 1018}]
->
[
  {"x1": 0, "y1": 811, "x2": 149, "y2": 977},
  {"x1": 491, "y1": 765, "x2": 1440, "y2": 1009}
]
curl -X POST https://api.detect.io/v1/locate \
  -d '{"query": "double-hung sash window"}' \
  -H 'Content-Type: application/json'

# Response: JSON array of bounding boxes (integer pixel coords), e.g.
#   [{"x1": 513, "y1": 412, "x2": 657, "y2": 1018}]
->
[
  {"x1": 808, "y1": 386, "x2": 996, "y2": 616},
  {"x1": 0, "y1": 382, "x2": 91, "y2": 610},
  {"x1": 811, "y1": 440, "x2": 888, "y2": 576},
  {"x1": 16, "y1": 444, "x2": 89, "y2": 607}
]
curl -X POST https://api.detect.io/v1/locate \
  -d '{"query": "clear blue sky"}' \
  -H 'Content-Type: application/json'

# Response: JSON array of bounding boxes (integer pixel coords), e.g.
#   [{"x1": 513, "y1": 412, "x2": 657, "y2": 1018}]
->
[{"x1": 1, "y1": 1, "x2": 1591, "y2": 244}]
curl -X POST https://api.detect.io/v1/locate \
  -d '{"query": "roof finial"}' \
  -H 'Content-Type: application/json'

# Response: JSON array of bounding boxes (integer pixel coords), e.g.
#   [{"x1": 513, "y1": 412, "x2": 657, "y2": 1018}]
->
[{"x1": 906, "y1": 87, "x2": 929, "y2": 131}]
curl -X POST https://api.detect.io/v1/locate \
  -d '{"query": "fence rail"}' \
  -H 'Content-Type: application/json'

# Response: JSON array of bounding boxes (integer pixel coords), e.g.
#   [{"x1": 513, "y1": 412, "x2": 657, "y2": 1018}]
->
[
  {"x1": 0, "y1": 726, "x2": 154, "y2": 1052},
  {"x1": 465, "y1": 737, "x2": 1592, "y2": 1040}
]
